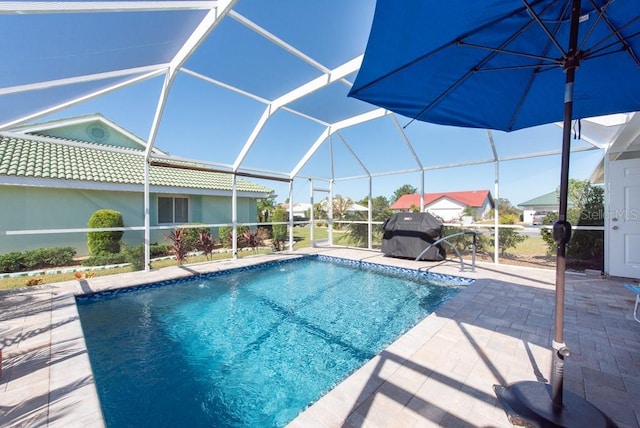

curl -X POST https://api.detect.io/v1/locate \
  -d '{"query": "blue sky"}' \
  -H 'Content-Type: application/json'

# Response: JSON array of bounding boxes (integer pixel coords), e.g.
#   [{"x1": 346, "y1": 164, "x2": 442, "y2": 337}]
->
[{"x1": 2, "y1": 0, "x2": 605, "y2": 207}]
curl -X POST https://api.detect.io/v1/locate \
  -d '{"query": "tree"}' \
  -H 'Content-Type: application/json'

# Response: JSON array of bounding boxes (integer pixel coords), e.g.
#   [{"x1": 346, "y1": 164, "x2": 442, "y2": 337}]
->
[
  {"x1": 391, "y1": 184, "x2": 418, "y2": 203},
  {"x1": 540, "y1": 180, "x2": 604, "y2": 270},
  {"x1": 497, "y1": 213, "x2": 527, "y2": 256},
  {"x1": 346, "y1": 196, "x2": 393, "y2": 246},
  {"x1": 488, "y1": 198, "x2": 521, "y2": 219},
  {"x1": 257, "y1": 197, "x2": 276, "y2": 222},
  {"x1": 271, "y1": 207, "x2": 288, "y2": 251},
  {"x1": 331, "y1": 195, "x2": 353, "y2": 220}
]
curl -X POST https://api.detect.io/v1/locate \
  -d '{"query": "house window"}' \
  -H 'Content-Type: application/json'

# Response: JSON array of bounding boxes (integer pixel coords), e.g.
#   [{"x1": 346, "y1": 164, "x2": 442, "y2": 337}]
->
[{"x1": 158, "y1": 196, "x2": 189, "y2": 224}]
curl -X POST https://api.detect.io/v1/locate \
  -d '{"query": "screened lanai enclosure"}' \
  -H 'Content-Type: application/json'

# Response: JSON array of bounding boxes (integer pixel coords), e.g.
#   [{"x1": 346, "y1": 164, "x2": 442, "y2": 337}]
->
[{"x1": 0, "y1": 0, "x2": 633, "y2": 273}]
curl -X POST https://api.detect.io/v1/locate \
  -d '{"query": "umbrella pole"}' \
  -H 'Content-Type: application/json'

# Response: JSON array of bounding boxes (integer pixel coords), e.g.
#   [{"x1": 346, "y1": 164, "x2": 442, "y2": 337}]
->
[
  {"x1": 549, "y1": 0, "x2": 582, "y2": 407},
  {"x1": 495, "y1": 1, "x2": 615, "y2": 425}
]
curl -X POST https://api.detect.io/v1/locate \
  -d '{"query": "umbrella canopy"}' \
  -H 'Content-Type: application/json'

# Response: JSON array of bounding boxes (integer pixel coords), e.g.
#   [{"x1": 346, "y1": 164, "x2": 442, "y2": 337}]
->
[
  {"x1": 349, "y1": 0, "x2": 640, "y2": 132},
  {"x1": 350, "y1": 0, "x2": 639, "y2": 425}
]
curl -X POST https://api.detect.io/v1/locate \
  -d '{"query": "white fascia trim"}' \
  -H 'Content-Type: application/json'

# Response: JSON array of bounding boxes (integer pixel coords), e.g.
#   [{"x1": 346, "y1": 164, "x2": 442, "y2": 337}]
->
[
  {"x1": 0, "y1": 176, "x2": 270, "y2": 197},
  {"x1": 0, "y1": 64, "x2": 167, "y2": 96},
  {"x1": 0, "y1": 1, "x2": 218, "y2": 14},
  {"x1": 10, "y1": 114, "x2": 154, "y2": 153},
  {"x1": 0, "y1": 131, "x2": 146, "y2": 156}
]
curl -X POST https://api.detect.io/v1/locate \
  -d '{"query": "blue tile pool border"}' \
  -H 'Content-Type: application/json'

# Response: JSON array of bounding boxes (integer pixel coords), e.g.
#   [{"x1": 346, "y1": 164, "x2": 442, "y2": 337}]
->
[{"x1": 76, "y1": 254, "x2": 474, "y2": 302}]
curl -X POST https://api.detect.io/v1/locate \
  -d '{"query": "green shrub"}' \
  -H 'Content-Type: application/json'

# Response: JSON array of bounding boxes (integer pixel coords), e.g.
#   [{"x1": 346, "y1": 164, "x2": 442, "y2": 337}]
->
[
  {"x1": 218, "y1": 225, "x2": 249, "y2": 248},
  {"x1": 87, "y1": 209, "x2": 124, "y2": 255},
  {"x1": 271, "y1": 208, "x2": 287, "y2": 251},
  {"x1": 179, "y1": 224, "x2": 211, "y2": 251},
  {"x1": 0, "y1": 247, "x2": 77, "y2": 273},
  {"x1": 82, "y1": 252, "x2": 127, "y2": 267},
  {"x1": 443, "y1": 227, "x2": 489, "y2": 253},
  {"x1": 497, "y1": 213, "x2": 527, "y2": 256},
  {"x1": 23, "y1": 247, "x2": 76, "y2": 269},
  {"x1": 0, "y1": 252, "x2": 25, "y2": 273},
  {"x1": 150, "y1": 243, "x2": 172, "y2": 258},
  {"x1": 122, "y1": 244, "x2": 145, "y2": 271}
]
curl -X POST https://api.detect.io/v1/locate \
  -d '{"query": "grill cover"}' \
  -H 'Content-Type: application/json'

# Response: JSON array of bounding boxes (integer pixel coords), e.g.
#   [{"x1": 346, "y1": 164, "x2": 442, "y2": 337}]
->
[{"x1": 381, "y1": 212, "x2": 446, "y2": 261}]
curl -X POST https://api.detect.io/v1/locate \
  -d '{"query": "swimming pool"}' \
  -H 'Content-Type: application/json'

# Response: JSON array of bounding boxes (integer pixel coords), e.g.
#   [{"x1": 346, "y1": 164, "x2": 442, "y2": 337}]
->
[{"x1": 77, "y1": 255, "x2": 472, "y2": 427}]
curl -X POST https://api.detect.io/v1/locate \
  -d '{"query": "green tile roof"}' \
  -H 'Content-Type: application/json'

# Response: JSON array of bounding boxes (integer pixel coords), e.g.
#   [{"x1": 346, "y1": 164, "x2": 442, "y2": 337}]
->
[
  {"x1": 519, "y1": 190, "x2": 573, "y2": 207},
  {"x1": 0, "y1": 135, "x2": 273, "y2": 194}
]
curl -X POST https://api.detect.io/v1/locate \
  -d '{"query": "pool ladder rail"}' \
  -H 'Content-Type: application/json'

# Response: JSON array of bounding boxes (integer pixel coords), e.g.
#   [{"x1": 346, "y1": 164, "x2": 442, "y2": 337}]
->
[{"x1": 415, "y1": 231, "x2": 477, "y2": 272}]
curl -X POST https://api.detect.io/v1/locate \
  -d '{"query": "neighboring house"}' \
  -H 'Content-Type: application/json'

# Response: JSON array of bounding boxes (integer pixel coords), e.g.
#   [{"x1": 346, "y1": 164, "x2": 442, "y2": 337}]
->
[
  {"x1": 0, "y1": 114, "x2": 274, "y2": 255},
  {"x1": 391, "y1": 190, "x2": 494, "y2": 222},
  {"x1": 287, "y1": 200, "x2": 369, "y2": 219},
  {"x1": 518, "y1": 191, "x2": 566, "y2": 225},
  {"x1": 288, "y1": 203, "x2": 313, "y2": 219}
]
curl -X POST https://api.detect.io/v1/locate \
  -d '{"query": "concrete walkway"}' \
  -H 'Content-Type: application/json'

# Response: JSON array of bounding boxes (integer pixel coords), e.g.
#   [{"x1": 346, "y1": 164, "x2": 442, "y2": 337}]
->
[{"x1": 1, "y1": 248, "x2": 639, "y2": 427}]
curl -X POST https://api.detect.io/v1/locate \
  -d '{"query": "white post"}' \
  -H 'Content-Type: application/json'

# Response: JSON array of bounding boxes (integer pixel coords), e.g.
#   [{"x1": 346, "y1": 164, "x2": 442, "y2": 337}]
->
[
  {"x1": 328, "y1": 180, "x2": 334, "y2": 246},
  {"x1": 368, "y1": 177, "x2": 373, "y2": 250},
  {"x1": 309, "y1": 179, "x2": 315, "y2": 246},
  {"x1": 288, "y1": 181, "x2": 294, "y2": 251},
  {"x1": 420, "y1": 170, "x2": 425, "y2": 212},
  {"x1": 232, "y1": 174, "x2": 238, "y2": 259},
  {"x1": 143, "y1": 159, "x2": 150, "y2": 271},
  {"x1": 494, "y1": 160, "x2": 500, "y2": 264}
]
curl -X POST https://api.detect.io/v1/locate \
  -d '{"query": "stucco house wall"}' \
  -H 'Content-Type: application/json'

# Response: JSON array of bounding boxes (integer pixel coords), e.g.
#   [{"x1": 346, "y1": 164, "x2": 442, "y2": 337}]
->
[
  {"x1": 1, "y1": 186, "x2": 259, "y2": 256},
  {"x1": 0, "y1": 114, "x2": 272, "y2": 257}
]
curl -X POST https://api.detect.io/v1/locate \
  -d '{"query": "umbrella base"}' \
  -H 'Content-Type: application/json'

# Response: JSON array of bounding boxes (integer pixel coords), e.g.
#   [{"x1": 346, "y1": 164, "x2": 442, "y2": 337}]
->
[{"x1": 494, "y1": 381, "x2": 616, "y2": 427}]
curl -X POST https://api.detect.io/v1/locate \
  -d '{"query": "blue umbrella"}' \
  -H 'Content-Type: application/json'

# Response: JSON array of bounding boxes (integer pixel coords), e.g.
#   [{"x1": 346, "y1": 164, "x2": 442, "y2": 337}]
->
[{"x1": 350, "y1": 0, "x2": 639, "y2": 426}]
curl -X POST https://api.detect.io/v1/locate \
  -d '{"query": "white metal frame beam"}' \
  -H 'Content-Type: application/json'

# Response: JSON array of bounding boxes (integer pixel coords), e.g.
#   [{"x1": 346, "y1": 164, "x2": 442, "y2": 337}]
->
[
  {"x1": 232, "y1": 56, "x2": 364, "y2": 172},
  {"x1": 0, "y1": 1, "x2": 217, "y2": 14},
  {"x1": 0, "y1": 68, "x2": 165, "y2": 131}
]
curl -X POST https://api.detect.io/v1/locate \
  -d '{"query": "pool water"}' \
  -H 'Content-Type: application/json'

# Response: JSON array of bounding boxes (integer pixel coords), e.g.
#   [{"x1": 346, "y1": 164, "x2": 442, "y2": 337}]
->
[{"x1": 77, "y1": 256, "x2": 469, "y2": 427}]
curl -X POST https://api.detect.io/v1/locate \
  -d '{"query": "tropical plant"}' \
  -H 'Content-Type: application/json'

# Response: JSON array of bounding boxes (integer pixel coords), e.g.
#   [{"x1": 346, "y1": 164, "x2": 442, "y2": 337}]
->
[
  {"x1": 179, "y1": 224, "x2": 211, "y2": 251},
  {"x1": 218, "y1": 225, "x2": 249, "y2": 248},
  {"x1": 239, "y1": 228, "x2": 268, "y2": 253},
  {"x1": 165, "y1": 229, "x2": 188, "y2": 264},
  {"x1": 87, "y1": 209, "x2": 124, "y2": 256},
  {"x1": 196, "y1": 231, "x2": 216, "y2": 259}
]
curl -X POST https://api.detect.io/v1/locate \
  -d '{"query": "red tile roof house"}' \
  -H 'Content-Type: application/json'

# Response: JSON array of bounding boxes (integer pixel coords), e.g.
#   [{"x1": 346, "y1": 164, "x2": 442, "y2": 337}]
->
[{"x1": 390, "y1": 190, "x2": 494, "y2": 222}]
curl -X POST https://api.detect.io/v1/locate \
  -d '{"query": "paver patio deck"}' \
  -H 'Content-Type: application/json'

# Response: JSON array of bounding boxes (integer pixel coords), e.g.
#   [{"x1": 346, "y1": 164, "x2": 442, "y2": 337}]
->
[{"x1": 1, "y1": 247, "x2": 639, "y2": 427}]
